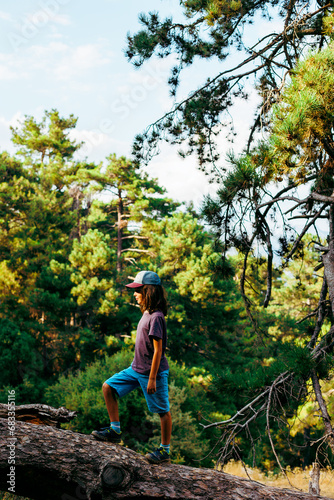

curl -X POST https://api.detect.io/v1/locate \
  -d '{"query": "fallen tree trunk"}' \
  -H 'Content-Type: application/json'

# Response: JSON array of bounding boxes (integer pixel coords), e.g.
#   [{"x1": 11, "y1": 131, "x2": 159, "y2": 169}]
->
[
  {"x1": 0, "y1": 403, "x2": 77, "y2": 427},
  {"x1": 0, "y1": 418, "x2": 332, "y2": 500}
]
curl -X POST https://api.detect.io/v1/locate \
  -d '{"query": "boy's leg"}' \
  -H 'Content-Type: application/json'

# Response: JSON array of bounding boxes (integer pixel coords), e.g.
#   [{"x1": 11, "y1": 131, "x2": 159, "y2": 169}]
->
[
  {"x1": 91, "y1": 383, "x2": 121, "y2": 443},
  {"x1": 140, "y1": 371, "x2": 172, "y2": 464},
  {"x1": 145, "y1": 411, "x2": 172, "y2": 463},
  {"x1": 159, "y1": 411, "x2": 172, "y2": 445},
  {"x1": 102, "y1": 382, "x2": 119, "y2": 422},
  {"x1": 92, "y1": 367, "x2": 140, "y2": 443}
]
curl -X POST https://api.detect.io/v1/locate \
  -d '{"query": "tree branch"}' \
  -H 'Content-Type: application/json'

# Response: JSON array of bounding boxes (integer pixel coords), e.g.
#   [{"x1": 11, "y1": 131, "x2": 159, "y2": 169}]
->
[
  {"x1": 283, "y1": 205, "x2": 329, "y2": 263},
  {"x1": 310, "y1": 369, "x2": 334, "y2": 455},
  {"x1": 307, "y1": 277, "x2": 328, "y2": 348}
]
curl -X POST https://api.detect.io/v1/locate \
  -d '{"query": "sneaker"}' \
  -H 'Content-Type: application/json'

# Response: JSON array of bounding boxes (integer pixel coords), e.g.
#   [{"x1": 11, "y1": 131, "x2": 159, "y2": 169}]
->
[
  {"x1": 91, "y1": 426, "x2": 122, "y2": 443},
  {"x1": 145, "y1": 447, "x2": 171, "y2": 464}
]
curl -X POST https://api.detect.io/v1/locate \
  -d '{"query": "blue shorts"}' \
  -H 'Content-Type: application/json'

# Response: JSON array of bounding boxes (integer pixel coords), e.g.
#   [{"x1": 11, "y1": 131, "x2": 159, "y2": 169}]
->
[{"x1": 105, "y1": 366, "x2": 170, "y2": 414}]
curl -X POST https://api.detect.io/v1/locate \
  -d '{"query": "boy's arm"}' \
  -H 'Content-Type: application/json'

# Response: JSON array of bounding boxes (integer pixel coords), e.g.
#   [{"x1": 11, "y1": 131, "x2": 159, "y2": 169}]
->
[{"x1": 147, "y1": 338, "x2": 163, "y2": 394}]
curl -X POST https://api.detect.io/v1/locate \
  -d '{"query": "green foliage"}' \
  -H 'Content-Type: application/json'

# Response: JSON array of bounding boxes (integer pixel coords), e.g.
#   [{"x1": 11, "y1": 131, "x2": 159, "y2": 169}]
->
[
  {"x1": 0, "y1": 319, "x2": 36, "y2": 388},
  {"x1": 215, "y1": 342, "x2": 313, "y2": 396},
  {"x1": 216, "y1": 152, "x2": 264, "y2": 203},
  {"x1": 149, "y1": 211, "x2": 222, "y2": 300},
  {"x1": 10, "y1": 109, "x2": 81, "y2": 165},
  {"x1": 79, "y1": 153, "x2": 178, "y2": 275},
  {"x1": 0, "y1": 493, "x2": 30, "y2": 500},
  {"x1": 52, "y1": 229, "x2": 117, "y2": 315},
  {"x1": 270, "y1": 43, "x2": 334, "y2": 180}
]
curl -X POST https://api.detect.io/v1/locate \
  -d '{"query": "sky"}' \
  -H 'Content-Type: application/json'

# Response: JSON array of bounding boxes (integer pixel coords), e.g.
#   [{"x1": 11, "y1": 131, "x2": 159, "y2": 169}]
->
[{"x1": 0, "y1": 0, "x2": 267, "y2": 207}]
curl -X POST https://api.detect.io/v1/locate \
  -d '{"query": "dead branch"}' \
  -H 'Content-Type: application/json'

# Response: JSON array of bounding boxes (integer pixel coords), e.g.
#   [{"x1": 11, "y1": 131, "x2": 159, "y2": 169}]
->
[
  {"x1": 310, "y1": 369, "x2": 334, "y2": 455},
  {"x1": 0, "y1": 404, "x2": 77, "y2": 427}
]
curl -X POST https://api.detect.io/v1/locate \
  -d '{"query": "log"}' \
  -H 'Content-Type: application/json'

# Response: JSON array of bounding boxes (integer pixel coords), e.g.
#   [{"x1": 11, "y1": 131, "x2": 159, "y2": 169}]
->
[
  {"x1": 0, "y1": 418, "x2": 332, "y2": 500},
  {"x1": 0, "y1": 404, "x2": 77, "y2": 427}
]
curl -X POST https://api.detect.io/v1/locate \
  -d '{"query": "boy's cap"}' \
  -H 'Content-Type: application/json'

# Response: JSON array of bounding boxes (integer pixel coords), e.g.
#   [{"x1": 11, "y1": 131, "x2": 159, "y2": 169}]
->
[{"x1": 126, "y1": 271, "x2": 161, "y2": 288}]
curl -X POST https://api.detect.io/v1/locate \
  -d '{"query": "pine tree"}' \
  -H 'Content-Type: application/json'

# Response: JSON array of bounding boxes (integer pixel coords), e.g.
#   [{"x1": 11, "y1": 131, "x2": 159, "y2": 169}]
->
[
  {"x1": 79, "y1": 153, "x2": 177, "y2": 274},
  {"x1": 0, "y1": 110, "x2": 93, "y2": 399},
  {"x1": 200, "y1": 44, "x2": 334, "y2": 469}
]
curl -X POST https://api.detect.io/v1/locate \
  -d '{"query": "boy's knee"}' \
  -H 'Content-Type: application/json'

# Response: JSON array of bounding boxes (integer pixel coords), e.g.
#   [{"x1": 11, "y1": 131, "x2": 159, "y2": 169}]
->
[
  {"x1": 102, "y1": 382, "x2": 112, "y2": 396},
  {"x1": 103, "y1": 383, "x2": 117, "y2": 399},
  {"x1": 158, "y1": 411, "x2": 169, "y2": 418}
]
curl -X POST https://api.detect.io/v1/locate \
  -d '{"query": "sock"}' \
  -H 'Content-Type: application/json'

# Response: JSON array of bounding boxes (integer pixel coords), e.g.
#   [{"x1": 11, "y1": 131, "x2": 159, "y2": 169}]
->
[
  {"x1": 110, "y1": 421, "x2": 121, "y2": 434},
  {"x1": 160, "y1": 443, "x2": 170, "y2": 454}
]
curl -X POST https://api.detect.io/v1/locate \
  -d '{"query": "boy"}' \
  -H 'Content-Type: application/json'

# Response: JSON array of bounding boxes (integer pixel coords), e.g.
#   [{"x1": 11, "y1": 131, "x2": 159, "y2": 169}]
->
[{"x1": 92, "y1": 271, "x2": 172, "y2": 464}]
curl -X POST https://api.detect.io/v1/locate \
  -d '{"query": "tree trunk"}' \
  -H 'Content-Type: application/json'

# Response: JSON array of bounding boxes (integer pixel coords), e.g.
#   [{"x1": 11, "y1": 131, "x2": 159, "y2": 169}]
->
[
  {"x1": 323, "y1": 247, "x2": 334, "y2": 317},
  {"x1": 116, "y1": 189, "x2": 123, "y2": 273},
  {"x1": 309, "y1": 462, "x2": 320, "y2": 495},
  {"x1": 316, "y1": 206, "x2": 334, "y2": 454},
  {"x1": 1, "y1": 418, "x2": 332, "y2": 500},
  {"x1": 0, "y1": 404, "x2": 77, "y2": 427},
  {"x1": 310, "y1": 370, "x2": 334, "y2": 455}
]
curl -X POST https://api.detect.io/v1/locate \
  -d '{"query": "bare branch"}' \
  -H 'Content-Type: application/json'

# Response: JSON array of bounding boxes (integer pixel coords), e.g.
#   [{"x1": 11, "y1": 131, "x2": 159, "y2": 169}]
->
[
  {"x1": 121, "y1": 248, "x2": 154, "y2": 255},
  {"x1": 311, "y1": 193, "x2": 334, "y2": 204},
  {"x1": 121, "y1": 235, "x2": 148, "y2": 241},
  {"x1": 307, "y1": 277, "x2": 328, "y2": 348},
  {"x1": 200, "y1": 372, "x2": 291, "y2": 430},
  {"x1": 284, "y1": 205, "x2": 329, "y2": 262},
  {"x1": 311, "y1": 369, "x2": 334, "y2": 455},
  {"x1": 266, "y1": 376, "x2": 292, "y2": 485},
  {"x1": 262, "y1": 216, "x2": 273, "y2": 308}
]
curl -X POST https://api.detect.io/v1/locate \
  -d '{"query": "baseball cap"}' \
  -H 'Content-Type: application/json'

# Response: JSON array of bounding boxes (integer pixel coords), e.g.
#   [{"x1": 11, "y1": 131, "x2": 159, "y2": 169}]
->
[{"x1": 126, "y1": 271, "x2": 161, "y2": 288}]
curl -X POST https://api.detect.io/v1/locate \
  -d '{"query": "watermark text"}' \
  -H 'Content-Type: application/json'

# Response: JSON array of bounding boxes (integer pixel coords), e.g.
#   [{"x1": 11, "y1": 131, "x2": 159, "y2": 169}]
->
[{"x1": 7, "y1": 389, "x2": 16, "y2": 494}]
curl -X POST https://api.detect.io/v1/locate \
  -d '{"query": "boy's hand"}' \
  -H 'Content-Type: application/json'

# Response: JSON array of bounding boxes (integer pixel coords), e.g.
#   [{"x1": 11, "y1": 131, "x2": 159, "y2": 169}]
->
[{"x1": 147, "y1": 378, "x2": 156, "y2": 394}]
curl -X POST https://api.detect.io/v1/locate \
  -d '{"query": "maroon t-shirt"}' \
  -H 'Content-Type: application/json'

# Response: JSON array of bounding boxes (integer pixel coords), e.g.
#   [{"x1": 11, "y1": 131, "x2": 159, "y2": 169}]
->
[{"x1": 131, "y1": 310, "x2": 169, "y2": 375}]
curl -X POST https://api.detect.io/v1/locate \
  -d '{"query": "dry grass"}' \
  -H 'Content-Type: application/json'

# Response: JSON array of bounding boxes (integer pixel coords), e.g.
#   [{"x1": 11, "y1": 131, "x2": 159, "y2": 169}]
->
[{"x1": 223, "y1": 461, "x2": 334, "y2": 498}]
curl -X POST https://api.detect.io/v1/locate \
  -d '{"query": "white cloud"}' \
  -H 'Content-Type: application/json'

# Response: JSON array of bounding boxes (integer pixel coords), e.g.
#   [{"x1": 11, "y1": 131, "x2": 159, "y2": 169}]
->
[
  {"x1": 48, "y1": 13, "x2": 71, "y2": 26},
  {"x1": 0, "y1": 11, "x2": 11, "y2": 21},
  {"x1": 39, "y1": 41, "x2": 113, "y2": 80},
  {"x1": 29, "y1": 41, "x2": 68, "y2": 59},
  {"x1": 0, "y1": 40, "x2": 113, "y2": 83},
  {"x1": 0, "y1": 111, "x2": 25, "y2": 153},
  {"x1": 146, "y1": 145, "x2": 220, "y2": 206},
  {"x1": 0, "y1": 52, "x2": 27, "y2": 81},
  {"x1": 0, "y1": 111, "x2": 24, "y2": 128},
  {"x1": 0, "y1": 64, "x2": 18, "y2": 80},
  {"x1": 69, "y1": 128, "x2": 120, "y2": 162},
  {"x1": 24, "y1": 9, "x2": 71, "y2": 27}
]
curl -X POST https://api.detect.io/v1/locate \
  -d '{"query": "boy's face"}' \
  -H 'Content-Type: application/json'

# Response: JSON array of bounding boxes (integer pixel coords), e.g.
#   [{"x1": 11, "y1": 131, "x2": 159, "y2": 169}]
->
[{"x1": 134, "y1": 288, "x2": 143, "y2": 305}]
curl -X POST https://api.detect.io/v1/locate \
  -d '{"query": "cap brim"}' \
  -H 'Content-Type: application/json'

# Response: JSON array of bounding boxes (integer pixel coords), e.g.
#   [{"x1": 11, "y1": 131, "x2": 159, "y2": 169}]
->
[{"x1": 125, "y1": 282, "x2": 144, "y2": 288}]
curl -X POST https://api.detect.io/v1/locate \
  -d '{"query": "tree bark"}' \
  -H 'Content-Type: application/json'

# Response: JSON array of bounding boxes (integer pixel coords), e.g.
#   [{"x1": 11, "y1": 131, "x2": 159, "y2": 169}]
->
[
  {"x1": 0, "y1": 404, "x2": 77, "y2": 427},
  {"x1": 1, "y1": 418, "x2": 333, "y2": 500},
  {"x1": 116, "y1": 189, "x2": 123, "y2": 273},
  {"x1": 310, "y1": 370, "x2": 334, "y2": 455},
  {"x1": 309, "y1": 462, "x2": 320, "y2": 495},
  {"x1": 323, "y1": 247, "x2": 334, "y2": 318}
]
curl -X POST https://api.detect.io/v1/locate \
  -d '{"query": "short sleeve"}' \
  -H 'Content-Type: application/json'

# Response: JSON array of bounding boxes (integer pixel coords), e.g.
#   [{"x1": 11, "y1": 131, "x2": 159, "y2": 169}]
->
[{"x1": 148, "y1": 314, "x2": 165, "y2": 340}]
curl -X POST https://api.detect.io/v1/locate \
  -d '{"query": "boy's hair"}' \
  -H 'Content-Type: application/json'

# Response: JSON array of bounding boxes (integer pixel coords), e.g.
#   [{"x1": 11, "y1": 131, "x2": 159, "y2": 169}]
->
[{"x1": 139, "y1": 285, "x2": 168, "y2": 316}]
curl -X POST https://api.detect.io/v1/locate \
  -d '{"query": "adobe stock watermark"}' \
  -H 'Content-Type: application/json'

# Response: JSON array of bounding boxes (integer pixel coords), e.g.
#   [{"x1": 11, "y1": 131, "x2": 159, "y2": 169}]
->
[
  {"x1": 7, "y1": 390, "x2": 16, "y2": 494},
  {"x1": 75, "y1": 62, "x2": 169, "y2": 161},
  {"x1": 8, "y1": 0, "x2": 71, "y2": 51}
]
